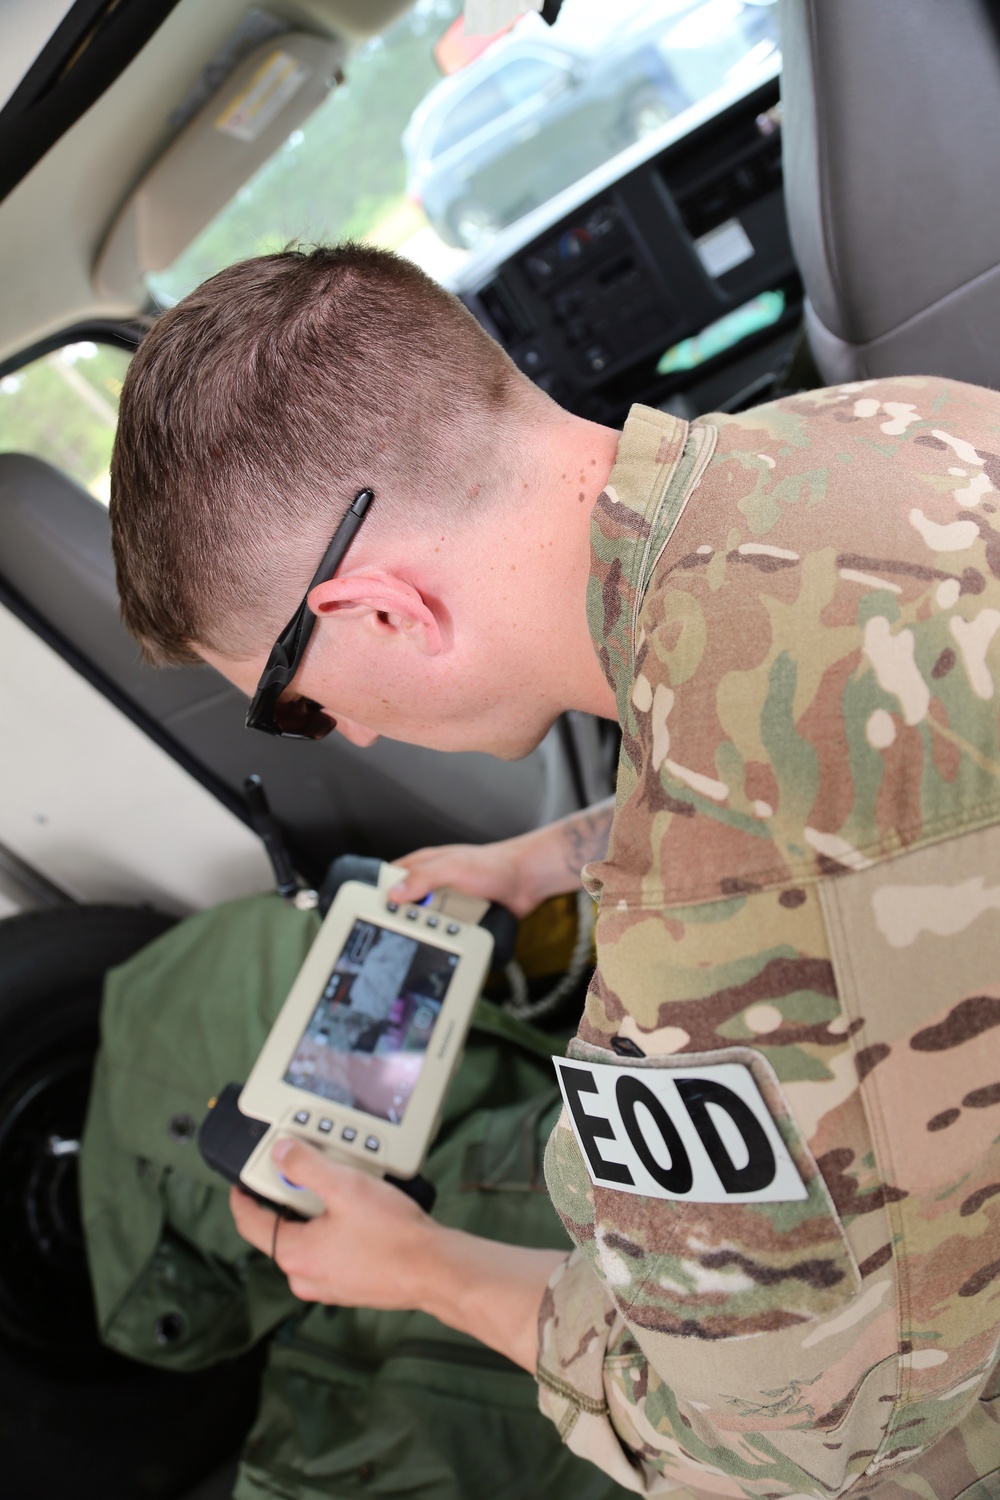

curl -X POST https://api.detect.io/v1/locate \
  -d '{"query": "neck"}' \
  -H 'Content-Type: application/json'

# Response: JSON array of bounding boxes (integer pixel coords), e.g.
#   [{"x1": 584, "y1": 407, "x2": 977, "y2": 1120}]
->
[{"x1": 501, "y1": 407, "x2": 621, "y2": 722}]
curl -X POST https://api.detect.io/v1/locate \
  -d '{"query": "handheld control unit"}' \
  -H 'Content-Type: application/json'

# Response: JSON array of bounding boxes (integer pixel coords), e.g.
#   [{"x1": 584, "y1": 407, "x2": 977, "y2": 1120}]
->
[{"x1": 203, "y1": 870, "x2": 494, "y2": 1216}]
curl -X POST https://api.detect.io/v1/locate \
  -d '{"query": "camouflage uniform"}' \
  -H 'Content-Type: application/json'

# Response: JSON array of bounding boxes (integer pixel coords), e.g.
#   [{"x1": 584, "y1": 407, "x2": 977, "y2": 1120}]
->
[{"x1": 537, "y1": 377, "x2": 1000, "y2": 1497}]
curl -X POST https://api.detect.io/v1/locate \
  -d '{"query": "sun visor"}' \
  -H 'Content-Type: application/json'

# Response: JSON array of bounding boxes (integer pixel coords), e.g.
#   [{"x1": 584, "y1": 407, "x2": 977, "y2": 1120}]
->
[{"x1": 93, "y1": 32, "x2": 346, "y2": 305}]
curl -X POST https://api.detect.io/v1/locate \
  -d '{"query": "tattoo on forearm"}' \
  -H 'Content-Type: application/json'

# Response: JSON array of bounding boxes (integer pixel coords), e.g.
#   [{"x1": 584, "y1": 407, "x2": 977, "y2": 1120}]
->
[{"x1": 561, "y1": 800, "x2": 614, "y2": 879}]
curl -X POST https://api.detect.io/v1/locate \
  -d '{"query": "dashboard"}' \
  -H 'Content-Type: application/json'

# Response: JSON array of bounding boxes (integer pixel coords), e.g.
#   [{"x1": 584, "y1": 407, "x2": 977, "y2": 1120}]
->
[{"x1": 457, "y1": 72, "x2": 799, "y2": 427}]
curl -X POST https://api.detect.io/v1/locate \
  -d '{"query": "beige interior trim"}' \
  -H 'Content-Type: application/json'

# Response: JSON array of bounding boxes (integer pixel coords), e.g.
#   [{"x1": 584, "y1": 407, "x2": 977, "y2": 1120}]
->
[
  {"x1": 0, "y1": 0, "x2": 78, "y2": 114},
  {"x1": 0, "y1": 0, "x2": 420, "y2": 363},
  {"x1": 93, "y1": 30, "x2": 347, "y2": 304},
  {"x1": 0, "y1": 603, "x2": 273, "y2": 913},
  {"x1": 293, "y1": 0, "x2": 415, "y2": 39}
]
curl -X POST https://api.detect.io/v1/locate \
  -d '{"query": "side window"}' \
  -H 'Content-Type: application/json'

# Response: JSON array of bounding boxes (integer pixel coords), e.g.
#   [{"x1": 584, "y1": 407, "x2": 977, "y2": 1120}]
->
[
  {"x1": 430, "y1": 54, "x2": 570, "y2": 160},
  {"x1": 431, "y1": 77, "x2": 510, "y2": 156},
  {"x1": 494, "y1": 56, "x2": 569, "y2": 108},
  {"x1": 0, "y1": 341, "x2": 131, "y2": 504}
]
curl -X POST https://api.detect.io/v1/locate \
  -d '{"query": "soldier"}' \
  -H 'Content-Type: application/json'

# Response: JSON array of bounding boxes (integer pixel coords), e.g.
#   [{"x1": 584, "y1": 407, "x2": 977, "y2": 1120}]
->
[{"x1": 109, "y1": 245, "x2": 1000, "y2": 1498}]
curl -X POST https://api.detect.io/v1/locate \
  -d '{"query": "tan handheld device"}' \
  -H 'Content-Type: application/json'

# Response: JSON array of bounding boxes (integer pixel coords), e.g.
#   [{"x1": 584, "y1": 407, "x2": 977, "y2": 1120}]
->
[{"x1": 238, "y1": 872, "x2": 493, "y2": 1216}]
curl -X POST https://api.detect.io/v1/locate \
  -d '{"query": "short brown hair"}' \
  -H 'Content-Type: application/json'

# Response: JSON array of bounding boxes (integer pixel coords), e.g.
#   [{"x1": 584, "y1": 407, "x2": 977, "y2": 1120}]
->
[{"x1": 110, "y1": 243, "x2": 532, "y2": 664}]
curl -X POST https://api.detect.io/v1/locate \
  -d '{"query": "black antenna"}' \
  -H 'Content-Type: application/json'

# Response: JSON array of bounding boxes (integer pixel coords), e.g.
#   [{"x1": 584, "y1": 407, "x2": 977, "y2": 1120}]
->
[{"x1": 243, "y1": 775, "x2": 298, "y2": 900}]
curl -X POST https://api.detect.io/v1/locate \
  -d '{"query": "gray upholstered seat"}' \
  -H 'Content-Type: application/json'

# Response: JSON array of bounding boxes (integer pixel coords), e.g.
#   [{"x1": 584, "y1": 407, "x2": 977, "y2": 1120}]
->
[
  {"x1": 0, "y1": 452, "x2": 578, "y2": 877},
  {"x1": 779, "y1": 0, "x2": 1000, "y2": 386}
]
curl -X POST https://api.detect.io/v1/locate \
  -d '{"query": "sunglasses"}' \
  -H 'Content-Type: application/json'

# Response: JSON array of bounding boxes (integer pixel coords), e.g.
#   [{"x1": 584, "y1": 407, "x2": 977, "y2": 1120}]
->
[{"x1": 244, "y1": 488, "x2": 374, "y2": 739}]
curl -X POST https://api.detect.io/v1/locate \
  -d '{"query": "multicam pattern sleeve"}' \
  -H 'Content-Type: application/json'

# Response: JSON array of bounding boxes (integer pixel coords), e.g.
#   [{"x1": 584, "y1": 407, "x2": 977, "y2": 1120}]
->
[{"x1": 538, "y1": 380, "x2": 1000, "y2": 1498}]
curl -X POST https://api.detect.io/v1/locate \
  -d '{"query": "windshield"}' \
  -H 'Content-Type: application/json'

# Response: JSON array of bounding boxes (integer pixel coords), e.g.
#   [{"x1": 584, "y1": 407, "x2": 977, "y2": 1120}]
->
[{"x1": 149, "y1": 0, "x2": 779, "y2": 304}]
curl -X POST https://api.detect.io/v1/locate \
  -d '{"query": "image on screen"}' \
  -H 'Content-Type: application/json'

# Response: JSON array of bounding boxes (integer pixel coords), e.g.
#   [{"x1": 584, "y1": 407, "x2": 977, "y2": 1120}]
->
[{"x1": 283, "y1": 920, "x2": 458, "y2": 1124}]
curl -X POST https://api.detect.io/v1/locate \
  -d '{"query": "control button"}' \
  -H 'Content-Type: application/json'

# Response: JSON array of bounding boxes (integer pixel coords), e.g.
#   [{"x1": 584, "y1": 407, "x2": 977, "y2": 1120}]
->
[
  {"x1": 586, "y1": 204, "x2": 618, "y2": 237},
  {"x1": 446, "y1": 921, "x2": 460, "y2": 935},
  {"x1": 318, "y1": 1118, "x2": 333, "y2": 1134},
  {"x1": 364, "y1": 1135, "x2": 380, "y2": 1153},
  {"x1": 553, "y1": 289, "x2": 582, "y2": 318},
  {"x1": 279, "y1": 1172, "x2": 306, "y2": 1191},
  {"x1": 341, "y1": 1126, "x2": 357, "y2": 1143},
  {"x1": 584, "y1": 344, "x2": 607, "y2": 372},
  {"x1": 293, "y1": 1109, "x2": 310, "y2": 1126},
  {"x1": 406, "y1": 907, "x2": 420, "y2": 920},
  {"x1": 386, "y1": 900, "x2": 398, "y2": 913},
  {"x1": 559, "y1": 228, "x2": 588, "y2": 260},
  {"x1": 524, "y1": 250, "x2": 557, "y2": 282},
  {"x1": 426, "y1": 914, "x2": 439, "y2": 928}
]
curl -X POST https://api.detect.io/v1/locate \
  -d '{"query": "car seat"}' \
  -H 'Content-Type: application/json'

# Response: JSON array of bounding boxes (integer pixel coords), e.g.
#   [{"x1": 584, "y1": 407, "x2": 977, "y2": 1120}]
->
[{"x1": 779, "y1": 0, "x2": 1000, "y2": 386}]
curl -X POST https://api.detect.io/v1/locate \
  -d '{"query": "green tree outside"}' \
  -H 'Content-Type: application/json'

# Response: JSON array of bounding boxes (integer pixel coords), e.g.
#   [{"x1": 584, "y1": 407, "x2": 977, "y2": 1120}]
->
[
  {"x1": 150, "y1": 0, "x2": 463, "y2": 304},
  {"x1": 0, "y1": 344, "x2": 130, "y2": 501},
  {"x1": 0, "y1": 0, "x2": 462, "y2": 501}
]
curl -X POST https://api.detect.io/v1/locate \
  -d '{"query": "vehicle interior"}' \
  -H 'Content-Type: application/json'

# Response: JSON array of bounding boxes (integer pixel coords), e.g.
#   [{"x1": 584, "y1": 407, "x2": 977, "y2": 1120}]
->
[{"x1": 2, "y1": 0, "x2": 998, "y2": 1494}]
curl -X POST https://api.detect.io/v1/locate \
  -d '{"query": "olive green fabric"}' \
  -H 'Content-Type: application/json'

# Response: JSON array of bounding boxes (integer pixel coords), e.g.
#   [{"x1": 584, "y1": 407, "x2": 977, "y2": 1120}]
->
[{"x1": 79, "y1": 893, "x2": 628, "y2": 1500}]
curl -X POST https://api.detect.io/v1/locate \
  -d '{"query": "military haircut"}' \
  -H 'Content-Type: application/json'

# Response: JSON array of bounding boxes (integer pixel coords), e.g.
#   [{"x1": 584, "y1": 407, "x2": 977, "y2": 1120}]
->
[{"x1": 110, "y1": 243, "x2": 534, "y2": 665}]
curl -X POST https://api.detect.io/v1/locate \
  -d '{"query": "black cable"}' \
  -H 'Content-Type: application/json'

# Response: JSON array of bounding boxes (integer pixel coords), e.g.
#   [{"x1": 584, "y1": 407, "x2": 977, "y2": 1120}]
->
[
  {"x1": 556, "y1": 713, "x2": 590, "y2": 810},
  {"x1": 270, "y1": 1207, "x2": 287, "y2": 1263}
]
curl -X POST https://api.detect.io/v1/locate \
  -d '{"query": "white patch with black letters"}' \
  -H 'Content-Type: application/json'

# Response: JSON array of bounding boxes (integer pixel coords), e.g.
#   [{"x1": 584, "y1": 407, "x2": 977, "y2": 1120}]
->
[{"x1": 554, "y1": 1057, "x2": 807, "y2": 1203}]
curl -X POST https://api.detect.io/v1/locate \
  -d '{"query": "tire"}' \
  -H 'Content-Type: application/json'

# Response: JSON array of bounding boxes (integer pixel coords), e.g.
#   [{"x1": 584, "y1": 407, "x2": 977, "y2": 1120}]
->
[
  {"x1": 625, "y1": 84, "x2": 677, "y2": 140},
  {"x1": 446, "y1": 198, "x2": 501, "y2": 250},
  {"x1": 0, "y1": 905, "x2": 265, "y2": 1500}
]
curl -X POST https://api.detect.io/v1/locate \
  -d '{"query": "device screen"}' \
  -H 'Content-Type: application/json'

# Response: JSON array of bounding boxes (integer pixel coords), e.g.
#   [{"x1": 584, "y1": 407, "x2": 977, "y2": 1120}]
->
[{"x1": 283, "y1": 919, "x2": 459, "y2": 1123}]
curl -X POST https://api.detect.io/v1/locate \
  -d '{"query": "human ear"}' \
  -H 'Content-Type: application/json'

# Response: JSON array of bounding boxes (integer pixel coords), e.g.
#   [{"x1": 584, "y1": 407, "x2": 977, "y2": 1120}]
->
[{"x1": 307, "y1": 571, "x2": 443, "y2": 656}]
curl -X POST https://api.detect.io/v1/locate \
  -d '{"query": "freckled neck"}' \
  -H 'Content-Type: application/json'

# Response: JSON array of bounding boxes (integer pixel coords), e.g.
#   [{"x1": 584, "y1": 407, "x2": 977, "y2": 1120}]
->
[{"x1": 511, "y1": 413, "x2": 620, "y2": 720}]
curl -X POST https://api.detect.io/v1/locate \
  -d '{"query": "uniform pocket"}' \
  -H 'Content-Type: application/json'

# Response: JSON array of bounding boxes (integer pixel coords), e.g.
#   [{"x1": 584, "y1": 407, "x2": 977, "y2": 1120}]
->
[{"x1": 545, "y1": 1040, "x2": 861, "y2": 1340}]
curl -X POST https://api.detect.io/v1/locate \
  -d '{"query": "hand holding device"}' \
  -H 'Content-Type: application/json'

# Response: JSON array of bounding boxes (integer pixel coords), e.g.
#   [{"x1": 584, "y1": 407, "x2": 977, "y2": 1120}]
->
[
  {"x1": 228, "y1": 1138, "x2": 438, "y2": 1308},
  {"x1": 227, "y1": 1136, "x2": 566, "y2": 1371},
  {"x1": 388, "y1": 840, "x2": 541, "y2": 917},
  {"x1": 390, "y1": 797, "x2": 616, "y2": 919},
  {"x1": 199, "y1": 871, "x2": 493, "y2": 1217}
]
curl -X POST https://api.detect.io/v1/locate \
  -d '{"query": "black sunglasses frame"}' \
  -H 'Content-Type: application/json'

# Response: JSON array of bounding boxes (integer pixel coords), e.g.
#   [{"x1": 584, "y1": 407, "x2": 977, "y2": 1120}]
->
[{"x1": 245, "y1": 488, "x2": 375, "y2": 738}]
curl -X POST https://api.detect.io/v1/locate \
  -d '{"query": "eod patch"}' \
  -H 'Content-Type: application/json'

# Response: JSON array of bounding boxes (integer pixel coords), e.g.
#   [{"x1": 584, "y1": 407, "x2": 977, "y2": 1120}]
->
[{"x1": 554, "y1": 1056, "x2": 808, "y2": 1203}]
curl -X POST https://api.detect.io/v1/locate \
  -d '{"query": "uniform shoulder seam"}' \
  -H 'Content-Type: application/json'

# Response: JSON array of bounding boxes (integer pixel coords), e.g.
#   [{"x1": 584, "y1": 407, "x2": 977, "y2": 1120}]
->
[{"x1": 536, "y1": 1361, "x2": 609, "y2": 1415}]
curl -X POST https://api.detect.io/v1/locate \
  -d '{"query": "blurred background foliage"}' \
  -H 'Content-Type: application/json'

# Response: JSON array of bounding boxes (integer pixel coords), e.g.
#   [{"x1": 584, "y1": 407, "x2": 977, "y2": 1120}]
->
[
  {"x1": 0, "y1": 0, "x2": 461, "y2": 504},
  {"x1": 149, "y1": 0, "x2": 463, "y2": 302},
  {"x1": 0, "y1": 0, "x2": 774, "y2": 502},
  {"x1": 0, "y1": 344, "x2": 130, "y2": 502}
]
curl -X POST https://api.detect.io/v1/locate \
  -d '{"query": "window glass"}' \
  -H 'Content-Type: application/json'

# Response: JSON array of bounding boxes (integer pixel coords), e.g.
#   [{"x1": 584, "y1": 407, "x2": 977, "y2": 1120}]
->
[
  {"x1": 495, "y1": 55, "x2": 567, "y2": 107},
  {"x1": 432, "y1": 78, "x2": 509, "y2": 156},
  {"x1": 149, "y1": 0, "x2": 780, "y2": 290},
  {"x1": 0, "y1": 342, "x2": 131, "y2": 504},
  {"x1": 430, "y1": 57, "x2": 567, "y2": 159}
]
